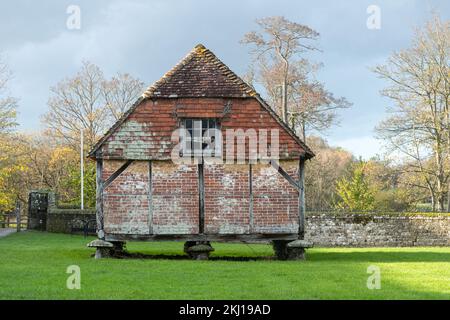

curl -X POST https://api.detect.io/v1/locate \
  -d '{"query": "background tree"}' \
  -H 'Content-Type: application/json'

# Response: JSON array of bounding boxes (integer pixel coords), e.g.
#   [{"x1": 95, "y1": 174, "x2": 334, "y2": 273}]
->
[
  {"x1": 0, "y1": 57, "x2": 22, "y2": 212},
  {"x1": 335, "y1": 161, "x2": 375, "y2": 211},
  {"x1": 305, "y1": 136, "x2": 353, "y2": 210},
  {"x1": 103, "y1": 73, "x2": 145, "y2": 122},
  {"x1": 0, "y1": 57, "x2": 18, "y2": 133},
  {"x1": 0, "y1": 136, "x2": 28, "y2": 211},
  {"x1": 364, "y1": 158, "x2": 412, "y2": 212},
  {"x1": 242, "y1": 16, "x2": 350, "y2": 141},
  {"x1": 38, "y1": 63, "x2": 145, "y2": 207},
  {"x1": 24, "y1": 135, "x2": 79, "y2": 197},
  {"x1": 396, "y1": 158, "x2": 439, "y2": 210},
  {"x1": 43, "y1": 61, "x2": 145, "y2": 150},
  {"x1": 374, "y1": 15, "x2": 449, "y2": 211},
  {"x1": 290, "y1": 73, "x2": 352, "y2": 141},
  {"x1": 241, "y1": 16, "x2": 319, "y2": 123}
]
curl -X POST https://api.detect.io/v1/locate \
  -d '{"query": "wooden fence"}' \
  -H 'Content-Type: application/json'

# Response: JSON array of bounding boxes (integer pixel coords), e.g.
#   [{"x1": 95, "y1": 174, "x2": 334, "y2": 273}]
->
[
  {"x1": 0, "y1": 213, "x2": 27, "y2": 230},
  {"x1": 0, "y1": 202, "x2": 26, "y2": 231}
]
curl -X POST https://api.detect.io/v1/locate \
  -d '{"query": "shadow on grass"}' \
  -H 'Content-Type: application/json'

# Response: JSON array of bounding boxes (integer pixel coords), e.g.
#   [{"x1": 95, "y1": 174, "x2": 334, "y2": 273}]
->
[
  {"x1": 108, "y1": 251, "x2": 275, "y2": 261},
  {"x1": 309, "y1": 250, "x2": 450, "y2": 263},
  {"x1": 97, "y1": 249, "x2": 450, "y2": 263}
]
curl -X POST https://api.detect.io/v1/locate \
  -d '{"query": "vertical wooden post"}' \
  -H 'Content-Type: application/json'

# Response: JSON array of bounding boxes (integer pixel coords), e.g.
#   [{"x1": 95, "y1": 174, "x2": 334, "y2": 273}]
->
[
  {"x1": 447, "y1": 185, "x2": 450, "y2": 212},
  {"x1": 249, "y1": 163, "x2": 253, "y2": 233},
  {"x1": 147, "y1": 160, "x2": 153, "y2": 234},
  {"x1": 198, "y1": 163, "x2": 205, "y2": 234},
  {"x1": 27, "y1": 192, "x2": 32, "y2": 230},
  {"x1": 16, "y1": 201, "x2": 21, "y2": 232},
  {"x1": 96, "y1": 158, "x2": 104, "y2": 239},
  {"x1": 298, "y1": 157, "x2": 306, "y2": 239}
]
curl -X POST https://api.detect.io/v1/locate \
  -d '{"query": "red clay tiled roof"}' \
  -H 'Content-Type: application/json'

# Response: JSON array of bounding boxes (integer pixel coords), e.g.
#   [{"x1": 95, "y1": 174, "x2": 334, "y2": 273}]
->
[{"x1": 143, "y1": 44, "x2": 256, "y2": 98}]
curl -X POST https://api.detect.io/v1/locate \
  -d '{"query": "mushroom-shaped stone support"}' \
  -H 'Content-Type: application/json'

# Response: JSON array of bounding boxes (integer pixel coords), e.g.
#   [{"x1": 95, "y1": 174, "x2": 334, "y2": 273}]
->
[
  {"x1": 286, "y1": 240, "x2": 314, "y2": 260},
  {"x1": 87, "y1": 239, "x2": 114, "y2": 259},
  {"x1": 272, "y1": 240, "x2": 314, "y2": 260},
  {"x1": 185, "y1": 244, "x2": 215, "y2": 260}
]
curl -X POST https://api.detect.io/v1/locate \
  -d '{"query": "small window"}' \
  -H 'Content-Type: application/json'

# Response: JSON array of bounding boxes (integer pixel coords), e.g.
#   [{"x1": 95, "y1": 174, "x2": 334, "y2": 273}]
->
[{"x1": 180, "y1": 118, "x2": 221, "y2": 158}]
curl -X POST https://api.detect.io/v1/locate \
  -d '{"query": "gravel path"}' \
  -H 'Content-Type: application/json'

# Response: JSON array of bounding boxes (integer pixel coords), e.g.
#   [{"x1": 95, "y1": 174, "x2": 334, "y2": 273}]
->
[{"x1": 0, "y1": 228, "x2": 16, "y2": 238}]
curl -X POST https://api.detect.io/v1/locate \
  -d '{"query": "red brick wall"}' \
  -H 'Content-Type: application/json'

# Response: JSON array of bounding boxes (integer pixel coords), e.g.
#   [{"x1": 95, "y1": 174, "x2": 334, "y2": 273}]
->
[
  {"x1": 102, "y1": 159, "x2": 299, "y2": 236},
  {"x1": 152, "y1": 161, "x2": 199, "y2": 234},
  {"x1": 252, "y1": 161, "x2": 299, "y2": 233},
  {"x1": 103, "y1": 160, "x2": 150, "y2": 234},
  {"x1": 103, "y1": 160, "x2": 199, "y2": 235},
  {"x1": 204, "y1": 163, "x2": 250, "y2": 234}
]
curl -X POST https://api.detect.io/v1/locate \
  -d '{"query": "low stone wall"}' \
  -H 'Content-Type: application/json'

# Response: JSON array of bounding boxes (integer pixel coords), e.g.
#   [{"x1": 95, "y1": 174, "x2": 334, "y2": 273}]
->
[
  {"x1": 305, "y1": 213, "x2": 450, "y2": 247},
  {"x1": 47, "y1": 208, "x2": 96, "y2": 233}
]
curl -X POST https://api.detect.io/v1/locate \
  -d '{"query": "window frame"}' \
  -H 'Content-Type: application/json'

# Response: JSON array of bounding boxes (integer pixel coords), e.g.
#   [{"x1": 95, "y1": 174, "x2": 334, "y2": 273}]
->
[{"x1": 179, "y1": 118, "x2": 221, "y2": 158}]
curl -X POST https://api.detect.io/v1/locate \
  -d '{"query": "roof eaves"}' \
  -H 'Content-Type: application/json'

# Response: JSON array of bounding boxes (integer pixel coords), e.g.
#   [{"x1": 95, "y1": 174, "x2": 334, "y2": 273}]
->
[
  {"x1": 88, "y1": 95, "x2": 146, "y2": 158},
  {"x1": 254, "y1": 94, "x2": 315, "y2": 159}
]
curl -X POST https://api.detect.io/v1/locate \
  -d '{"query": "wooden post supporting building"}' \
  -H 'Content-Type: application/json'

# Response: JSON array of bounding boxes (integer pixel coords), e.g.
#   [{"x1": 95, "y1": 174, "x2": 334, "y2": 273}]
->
[
  {"x1": 298, "y1": 156, "x2": 306, "y2": 240},
  {"x1": 96, "y1": 159, "x2": 104, "y2": 240}
]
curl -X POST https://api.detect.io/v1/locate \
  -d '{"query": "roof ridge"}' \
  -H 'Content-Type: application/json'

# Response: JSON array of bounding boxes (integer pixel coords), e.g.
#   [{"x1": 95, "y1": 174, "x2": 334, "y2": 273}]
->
[
  {"x1": 199, "y1": 46, "x2": 256, "y2": 96},
  {"x1": 142, "y1": 47, "x2": 197, "y2": 98},
  {"x1": 143, "y1": 44, "x2": 257, "y2": 98}
]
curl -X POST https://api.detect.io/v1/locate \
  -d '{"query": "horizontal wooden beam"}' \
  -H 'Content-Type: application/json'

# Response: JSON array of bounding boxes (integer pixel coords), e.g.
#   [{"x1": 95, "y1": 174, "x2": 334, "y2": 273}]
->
[
  {"x1": 105, "y1": 233, "x2": 298, "y2": 242},
  {"x1": 103, "y1": 160, "x2": 134, "y2": 189}
]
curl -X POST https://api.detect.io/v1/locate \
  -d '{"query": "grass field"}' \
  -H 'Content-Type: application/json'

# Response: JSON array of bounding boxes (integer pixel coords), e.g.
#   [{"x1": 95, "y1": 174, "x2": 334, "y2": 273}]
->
[{"x1": 0, "y1": 231, "x2": 449, "y2": 300}]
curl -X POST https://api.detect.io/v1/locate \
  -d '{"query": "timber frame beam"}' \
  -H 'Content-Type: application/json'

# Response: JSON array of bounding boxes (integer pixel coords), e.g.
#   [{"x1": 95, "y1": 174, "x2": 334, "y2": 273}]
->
[
  {"x1": 96, "y1": 159, "x2": 104, "y2": 239},
  {"x1": 96, "y1": 159, "x2": 134, "y2": 239},
  {"x1": 198, "y1": 163, "x2": 205, "y2": 234},
  {"x1": 103, "y1": 160, "x2": 134, "y2": 189},
  {"x1": 106, "y1": 233, "x2": 298, "y2": 242},
  {"x1": 298, "y1": 156, "x2": 306, "y2": 239},
  {"x1": 269, "y1": 160, "x2": 299, "y2": 190},
  {"x1": 270, "y1": 158, "x2": 306, "y2": 240}
]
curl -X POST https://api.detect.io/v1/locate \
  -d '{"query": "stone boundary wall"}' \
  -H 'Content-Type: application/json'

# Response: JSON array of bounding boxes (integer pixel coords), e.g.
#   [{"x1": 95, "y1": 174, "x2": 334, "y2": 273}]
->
[
  {"x1": 47, "y1": 208, "x2": 95, "y2": 233},
  {"x1": 305, "y1": 213, "x2": 450, "y2": 247},
  {"x1": 45, "y1": 193, "x2": 96, "y2": 233}
]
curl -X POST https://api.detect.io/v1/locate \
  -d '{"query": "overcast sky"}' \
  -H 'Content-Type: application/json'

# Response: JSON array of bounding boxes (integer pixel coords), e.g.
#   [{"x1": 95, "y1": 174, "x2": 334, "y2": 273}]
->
[{"x1": 1, "y1": 0, "x2": 448, "y2": 158}]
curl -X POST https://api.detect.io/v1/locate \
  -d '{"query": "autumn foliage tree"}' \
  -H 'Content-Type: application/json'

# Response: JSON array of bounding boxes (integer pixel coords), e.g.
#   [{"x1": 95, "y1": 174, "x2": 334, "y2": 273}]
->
[
  {"x1": 0, "y1": 58, "x2": 17, "y2": 133},
  {"x1": 39, "y1": 62, "x2": 145, "y2": 207},
  {"x1": 304, "y1": 136, "x2": 353, "y2": 209},
  {"x1": 0, "y1": 136, "x2": 28, "y2": 211},
  {"x1": 335, "y1": 161, "x2": 375, "y2": 211},
  {"x1": 0, "y1": 58, "x2": 22, "y2": 212}
]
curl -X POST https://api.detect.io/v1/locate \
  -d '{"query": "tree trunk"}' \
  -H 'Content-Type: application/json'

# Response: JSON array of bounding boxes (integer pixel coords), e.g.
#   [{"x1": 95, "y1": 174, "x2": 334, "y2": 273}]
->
[
  {"x1": 447, "y1": 183, "x2": 450, "y2": 212},
  {"x1": 280, "y1": 58, "x2": 289, "y2": 123},
  {"x1": 429, "y1": 186, "x2": 436, "y2": 212},
  {"x1": 301, "y1": 119, "x2": 306, "y2": 143},
  {"x1": 438, "y1": 194, "x2": 445, "y2": 212},
  {"x1": 281, "y1": 81, "x2": 287, "y2": 123}
]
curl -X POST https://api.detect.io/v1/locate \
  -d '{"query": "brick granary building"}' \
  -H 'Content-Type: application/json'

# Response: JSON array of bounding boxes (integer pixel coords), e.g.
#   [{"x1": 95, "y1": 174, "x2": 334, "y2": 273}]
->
[{"x1": 88, "y1": 44, "x2": 315, "y2": 260}]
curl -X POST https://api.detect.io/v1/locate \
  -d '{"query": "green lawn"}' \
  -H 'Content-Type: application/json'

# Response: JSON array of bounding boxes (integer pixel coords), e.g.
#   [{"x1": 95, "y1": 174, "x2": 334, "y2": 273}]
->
[{"x1": 0, "y1": 231, "x2": 449, "y2": 299}]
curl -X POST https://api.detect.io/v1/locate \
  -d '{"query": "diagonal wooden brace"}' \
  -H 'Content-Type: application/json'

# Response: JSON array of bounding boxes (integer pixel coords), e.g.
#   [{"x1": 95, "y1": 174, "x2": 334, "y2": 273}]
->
[
  {"x1": 96, "y1": 159, "x2": 133, "y2": 240},
  {"x1": 103, "y1": 160, "x2": 134, "y2": 189},
  {"x1": 270, "y1": 160, "x2": 299, "y2": 191}
]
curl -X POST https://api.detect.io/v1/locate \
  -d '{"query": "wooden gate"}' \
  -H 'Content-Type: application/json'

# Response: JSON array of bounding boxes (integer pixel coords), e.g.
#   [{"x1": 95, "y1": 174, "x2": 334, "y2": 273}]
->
[{"x1": 28, "y1": 192, "x2": 48, "y2": 231}]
